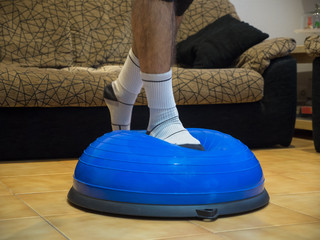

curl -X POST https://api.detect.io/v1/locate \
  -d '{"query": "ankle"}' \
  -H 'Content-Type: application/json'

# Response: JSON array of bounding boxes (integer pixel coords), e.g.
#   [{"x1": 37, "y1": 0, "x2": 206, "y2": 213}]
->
[
  {"x1": 112, "y1": 81, "x2": 138, "y2": 105},
  {"x1": 147, "y1": 107, "x2": 179, "y2": 132}
]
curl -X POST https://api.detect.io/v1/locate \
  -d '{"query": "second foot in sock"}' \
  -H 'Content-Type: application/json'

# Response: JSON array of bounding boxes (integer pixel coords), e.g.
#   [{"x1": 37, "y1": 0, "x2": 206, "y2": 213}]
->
[
  {"x1": 147, "y1": 113, "x2": 205, "y2": 151},
  {"x1": 104, "y1": 83, "x2": 133, "y2": 131},
  {"x1": 148, "y1": 125, "x2": 205, "y2": 151}
]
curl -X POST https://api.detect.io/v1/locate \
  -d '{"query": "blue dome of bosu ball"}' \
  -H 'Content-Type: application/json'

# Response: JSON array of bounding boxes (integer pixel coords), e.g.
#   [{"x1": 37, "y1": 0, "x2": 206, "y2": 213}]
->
[{"x1": 68, "y1": 128, "x2": 269, "y2": 220}]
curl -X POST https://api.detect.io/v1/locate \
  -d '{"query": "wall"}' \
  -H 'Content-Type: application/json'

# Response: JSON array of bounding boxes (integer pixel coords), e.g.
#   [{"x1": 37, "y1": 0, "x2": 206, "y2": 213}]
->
[{"x1": 229, "y1": 0, "x2": 319, "y2": 45}]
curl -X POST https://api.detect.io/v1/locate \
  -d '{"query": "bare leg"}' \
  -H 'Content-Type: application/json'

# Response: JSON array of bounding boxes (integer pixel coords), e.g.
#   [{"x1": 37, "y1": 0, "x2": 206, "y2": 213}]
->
[
  {"x1": 132, "y1": 14, "x2": 184, "y2": 67},
  {"x1": 176, "y1": 16, "x2": 183, "y2": 32},
  {"x1": 132, "y1": 0, "x2": 175, "y2": 73}
]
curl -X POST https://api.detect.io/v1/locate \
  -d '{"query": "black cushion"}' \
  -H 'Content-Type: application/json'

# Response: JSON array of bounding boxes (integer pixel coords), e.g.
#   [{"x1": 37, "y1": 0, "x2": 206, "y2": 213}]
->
[{"x1": 176, "y1": 14, "x2": 269, "y2": 68}]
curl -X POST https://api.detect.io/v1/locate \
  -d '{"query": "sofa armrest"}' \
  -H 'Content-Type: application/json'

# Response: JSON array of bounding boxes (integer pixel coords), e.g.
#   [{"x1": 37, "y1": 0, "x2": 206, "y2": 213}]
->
[
  {"x1": 235, "y1": 38, "x2": 296, "y2": 74},
  {"x1": 259, "y1": 55, "x2": 297, "y2": 146},
  {"x1": 304, "y1": 35, "x2": 320, "y2": 57}
]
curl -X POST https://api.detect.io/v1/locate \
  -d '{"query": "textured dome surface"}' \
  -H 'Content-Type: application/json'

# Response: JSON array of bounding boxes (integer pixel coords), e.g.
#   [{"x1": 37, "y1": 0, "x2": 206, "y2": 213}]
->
[{"x1": 72, "y1": 129, "x2": 265, "y2": 205}]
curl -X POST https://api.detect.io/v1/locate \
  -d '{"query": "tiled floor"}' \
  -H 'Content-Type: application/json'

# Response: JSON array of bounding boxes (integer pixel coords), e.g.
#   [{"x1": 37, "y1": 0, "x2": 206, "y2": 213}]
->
[{"x1": 0, "y1": 137, "x2": 319, "y2": 240}]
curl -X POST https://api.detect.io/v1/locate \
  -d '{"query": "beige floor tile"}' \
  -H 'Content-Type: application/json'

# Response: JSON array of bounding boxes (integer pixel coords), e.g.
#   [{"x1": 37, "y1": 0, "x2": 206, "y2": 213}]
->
[
  {"x1": 253, "y1": 150, "x2": 294, "y2": 163},
  {"x1": 0, "y1": 181, "x2": 12, "y2": 196},
  {"x1": 0, "y1": 160, "x2": 74, "y2": 177},
  {"x1": 0, "y1": 174, "x2": 73, "y2": 194},
  {"x1": 0, "y1": 195, "x2": 38, "y2": 220},
  {"x1": 252, "y1": 138, "x2": 314, "y2": 153},
  {"x1": 218, "y1": 222, "x2": 320, "y2": 240},
  {"x1": 46, "y1": 213, "x2": 210, "y2": 240},
  {"x1": 0, "y1": 217, "x2": 66, "y2": 240},
  {"x1": 271, "y1": 192, "x2": 320, "y2": 219},
  {"x1": 59, "y1": 159, "x2": 78, "y2": 170},
  {"x1": 291, "y1": 137, "x2": 314, "y2": 149},
  {"x1": 17, "y1": 191, "x2": 84, "y2": 216},
  {"x1": 191, "y1": 203, "x2": 318, "y2": 233},
  {"x1": 265, "y1": 175, "x2": 320, "y2": 195},
  {"x1": 259, "y1": 158, "x2": 320, "y2": 175},
  {"x1": 291, "y1": 141, "x2": 320, "y2": 155},
  {"x1": 282, "y1": 172, "x2": 320, "y2": 186},
  {"x1": 254, "y1": 147, "x2": 319, "y2": 163}
]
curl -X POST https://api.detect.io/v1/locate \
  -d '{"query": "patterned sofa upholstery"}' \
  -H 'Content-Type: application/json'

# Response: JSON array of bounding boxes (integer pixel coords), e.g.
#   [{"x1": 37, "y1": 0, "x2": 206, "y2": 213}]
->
[{"x1": 0, "y1": 0, "x2": 297, "y2": 160}]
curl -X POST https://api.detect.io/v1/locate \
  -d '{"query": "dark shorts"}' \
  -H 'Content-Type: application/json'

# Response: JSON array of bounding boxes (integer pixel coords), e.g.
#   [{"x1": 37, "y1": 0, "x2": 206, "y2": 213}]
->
[{"x1": 162, "y1": 0, "x2": 194, "y2": 16}]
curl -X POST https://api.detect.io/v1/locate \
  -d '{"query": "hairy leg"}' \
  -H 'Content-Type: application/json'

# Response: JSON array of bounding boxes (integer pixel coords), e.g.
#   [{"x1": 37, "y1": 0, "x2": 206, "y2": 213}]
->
[{"x1": 132, "y1": 0, "x2": 175, "y2": 73}]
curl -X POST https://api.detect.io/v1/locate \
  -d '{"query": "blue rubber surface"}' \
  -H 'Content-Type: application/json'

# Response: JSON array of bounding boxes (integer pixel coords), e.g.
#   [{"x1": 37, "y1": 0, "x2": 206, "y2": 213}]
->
[{"x1": 72, "y1": 128, "x2": 266, "y2": 205}]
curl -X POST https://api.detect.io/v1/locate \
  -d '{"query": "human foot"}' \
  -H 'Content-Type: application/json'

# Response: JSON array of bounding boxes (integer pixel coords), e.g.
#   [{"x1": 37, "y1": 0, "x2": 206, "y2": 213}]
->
[
  {"x1": 104, "y1": 83, "x2": 134, "y2": 130},
  {"x1": 147, "y1": 107, "x2": 204, "y2": 150},
  {"x1": 142, "y1": 70, "x2": 204, "y2": 151},
  {"x1": 104, "y1": 49, "x2": 142, "y2": 131}
]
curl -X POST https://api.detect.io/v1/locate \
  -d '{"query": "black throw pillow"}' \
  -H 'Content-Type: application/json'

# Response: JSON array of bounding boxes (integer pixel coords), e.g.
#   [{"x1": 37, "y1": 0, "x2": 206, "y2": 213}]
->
[{"x1": 176, "y1": 14, "x2": 269, "y2": 68}]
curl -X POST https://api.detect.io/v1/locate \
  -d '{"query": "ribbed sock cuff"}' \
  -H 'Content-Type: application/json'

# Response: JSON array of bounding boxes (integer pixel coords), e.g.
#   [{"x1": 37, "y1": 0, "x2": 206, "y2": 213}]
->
[
  {"x1": 117, "y1": 48, "x2": 142, "y2": 95},
  {"x1": 141, "y1": 69, "x2": 176, "y2": 109}
]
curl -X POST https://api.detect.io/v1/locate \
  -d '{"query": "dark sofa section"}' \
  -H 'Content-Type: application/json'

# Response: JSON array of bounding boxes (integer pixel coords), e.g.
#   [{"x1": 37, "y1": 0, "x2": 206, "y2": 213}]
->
[
  {"x1": 313, "y1": 57, "x2": 320, "y2": 152},
  {"x1": 0, "y1": 56, "x2": 297, "y2": 160}
]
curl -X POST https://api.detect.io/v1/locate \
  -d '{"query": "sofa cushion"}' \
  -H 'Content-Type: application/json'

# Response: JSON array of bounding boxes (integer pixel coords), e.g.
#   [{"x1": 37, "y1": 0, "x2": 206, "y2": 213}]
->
[
  {"x1": 176, "y1": 14, "x2": 269, "y2": 68},
  {"x1": 172, "y1": 67, "x2": 264, "y2": 105},
  {"x1": 0, "y1": 64, "x2": 121, "y2": 107},
  {"x1": 0, "y1": 63, "x2": 264, "y2": 107},
  {"x1": 177, "y1": 0, "x2": 239, "y2": 43},
  {"x1": 0, "y1": 0, "x2": 73, "y2": 67},
  {"x1": 235, "y1": 38, "x2": 296, "y2": 74},
  {"x1": 68, "y1": 0, "x2": 132, "y2": 67}
]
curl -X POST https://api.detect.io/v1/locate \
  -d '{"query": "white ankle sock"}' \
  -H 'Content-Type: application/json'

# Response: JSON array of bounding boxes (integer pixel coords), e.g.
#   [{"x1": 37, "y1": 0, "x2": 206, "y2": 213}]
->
[
  {"x1": 104, "y1": 49, "x2": 142, "y2": 130},
  {"x1": 142, "y1": 70, "x2": 203, "y2": 149}
]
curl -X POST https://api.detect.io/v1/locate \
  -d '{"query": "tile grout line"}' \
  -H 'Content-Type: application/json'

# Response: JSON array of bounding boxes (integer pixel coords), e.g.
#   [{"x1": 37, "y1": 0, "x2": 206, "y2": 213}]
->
[
  {"x1": 4, "y1": 190, "x2": 71, "y2": 196},
  {"x1": 37, "y1": 215, "x2": 71, "y2": 240},
  {"x1": 15, "y1": 190, "x2": 70, "y2": 196},
  {"x1": 269, "y1": 201, "x2": 320, "y2": 221},
  {"x1": 0, "y1": 179, "x2": 15, "y2": 196},
  {"x1": 0, "y1": 172, "x2": 74, "y2": 178},
  {"x1": 215, "y1": 221, "x2": 320, "y2": 234},
  {"x1": 269, "y1": 190, "x2": 320, "y2": 197},
  {"x1": 0, "y1": 216, "x2": 41, "y2": 222},
  {"x1": 150, "y1": 232, "x2": 222, "y2": 240},
  {"x1": 268, "y1": 191, "x2": 320, "y2": 196},
  {"x1": 188, "y1": 218, "x2": 221, "y2": 234},
  {"x1": 190, "y1": 218, "x2": 320, "y2": 235},
  {"x1": 14, "y1": 194, "x2": 71, "y2": 240}
]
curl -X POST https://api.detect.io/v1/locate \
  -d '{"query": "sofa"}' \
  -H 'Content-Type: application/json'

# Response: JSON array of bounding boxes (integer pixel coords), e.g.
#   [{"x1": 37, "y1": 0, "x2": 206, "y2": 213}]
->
[
  {"x1": 305, "y1": 35, "x2": 320, "y2": 152},
  {"x1": 0, "y1": 0, "x2": 297, "y2": 160}
]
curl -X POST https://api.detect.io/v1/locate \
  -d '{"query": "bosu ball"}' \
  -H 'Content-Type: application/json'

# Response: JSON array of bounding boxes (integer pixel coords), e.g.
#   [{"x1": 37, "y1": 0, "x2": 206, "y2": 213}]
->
[{"x1": 68, "y1": 128, "x2": 269, "y2": 220}]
